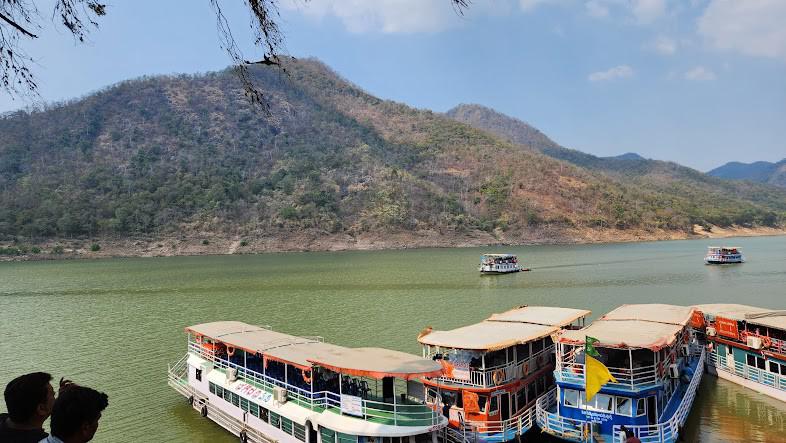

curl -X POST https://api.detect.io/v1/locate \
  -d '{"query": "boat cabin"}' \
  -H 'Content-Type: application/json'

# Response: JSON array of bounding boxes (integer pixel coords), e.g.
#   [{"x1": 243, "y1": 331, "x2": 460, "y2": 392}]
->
[
  {"x1": 479, "y1": 254, "x2": 521, "y2": 274},
  {"x1": 170, "y1": 321, "x2": 447, "y2": 443},
  {"x1": 693, "y1": 304, "x2": 786, "y2": 402},
  {"x1": 704, "y1": 246, "x2": 744, "y2": 264},
  {"x1": 417, "y1": 306, "x2": 589, "y2": 442},
  {"x1": 538, "y1": 304, "x2": 704, "y2": 443}
]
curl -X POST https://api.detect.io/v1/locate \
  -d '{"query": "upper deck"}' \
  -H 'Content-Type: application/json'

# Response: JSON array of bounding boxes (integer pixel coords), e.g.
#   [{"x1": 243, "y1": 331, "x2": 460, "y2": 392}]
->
[
  {"x1": 184, "y1": 321, "x2": 445, "y2": 431},
  {"x1": 693, "y1": 304, "x2": 786, "y2": 355},
  {"x1": 554, "y1": 304, "x2": 700, "y2": 392},
  {"x1": 418, "y1": 306, "x2": 589, "y2": 388}
]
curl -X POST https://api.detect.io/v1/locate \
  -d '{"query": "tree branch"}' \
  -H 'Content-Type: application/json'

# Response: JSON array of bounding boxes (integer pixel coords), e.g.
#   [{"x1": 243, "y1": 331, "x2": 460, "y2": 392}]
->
[{"x1": 0, "y1": 11, "x2": 38, "y2": 38}]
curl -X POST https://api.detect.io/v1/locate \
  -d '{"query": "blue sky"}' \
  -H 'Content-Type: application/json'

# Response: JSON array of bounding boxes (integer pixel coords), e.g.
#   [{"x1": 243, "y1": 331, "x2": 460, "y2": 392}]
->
[{"x1": 1, "y1": 0, "x2": 784, "y2": 171}]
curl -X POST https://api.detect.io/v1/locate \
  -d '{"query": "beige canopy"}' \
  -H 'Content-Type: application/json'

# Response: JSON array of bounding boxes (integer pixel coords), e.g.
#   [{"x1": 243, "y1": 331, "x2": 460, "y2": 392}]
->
[
  {"x1": 186, "y1": 321, "x2": 440, "y2": 377},
  {"x1": 694, "y1": 304, "x2": 786, "y2": 331},
  {"x1": 418, "y1": 321, "x2": 556, "y2": 351},
  {"x1": 559, "y1": 304, "x2": 694, "y2": 351},
  {"x1": 488, "y1": 306, "x2": 591, "y2": 327}
]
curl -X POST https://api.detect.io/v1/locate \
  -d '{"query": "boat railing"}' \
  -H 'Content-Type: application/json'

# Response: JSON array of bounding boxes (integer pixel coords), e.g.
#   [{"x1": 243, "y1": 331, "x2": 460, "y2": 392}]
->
[
  {"x1": 535, "y1": 388, "x2": 593, "y2": 443},
  {"x1": 431, "y1": 347, "x2": 552, "y2": 388},
  {"x1": 457, "y1": 406, "x2": 536, "y2": 442},
  {"x1": 769, "y1": 337, "x2": 786, "y2": 356},
  {"x1": 610, "y1": 348, "x2": 705, "y2": 443},
  {"x1": 555, "y1": 361, "x2": 659, "y2": 390},
  {"x1": 188, "y1": 343, "x2": 442, "y2": 427},
  {"x1": 711, "y1": 351, "x2": 786, "y2": 392}
]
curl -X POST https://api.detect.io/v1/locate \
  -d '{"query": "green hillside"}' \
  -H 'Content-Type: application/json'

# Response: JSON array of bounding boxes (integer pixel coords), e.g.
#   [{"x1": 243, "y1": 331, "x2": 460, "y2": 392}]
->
[{"x1": 0, "y1": 60, "x2": 783, "y2": 250}]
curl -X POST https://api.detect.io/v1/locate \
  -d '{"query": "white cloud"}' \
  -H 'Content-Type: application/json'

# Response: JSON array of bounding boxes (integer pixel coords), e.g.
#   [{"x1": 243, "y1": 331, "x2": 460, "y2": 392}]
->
[
  {"x1": 280, "y1": 0, "x2": 460, "y2": 34},
  {"x1": 585, "y1": 0, "x2": 610, "y2": 18},
  {"x1": 684, "y1": 66, "x2": 716, "y2": 80},
  {"x1": 698, "y1": 0, "x2": 786, "y2": 61},
  {"x1": 519, "y1": 0, "x2": 549, "y2": 11},
  {"x1": 651, "y1": 36, "x2": 677, "y2": 55},
  {"x1": 588, "y1": 65, "x2": 634, "y2": 82},
  {"x1": 631, "y1": 0, "x2": 666, "y2": 23}
]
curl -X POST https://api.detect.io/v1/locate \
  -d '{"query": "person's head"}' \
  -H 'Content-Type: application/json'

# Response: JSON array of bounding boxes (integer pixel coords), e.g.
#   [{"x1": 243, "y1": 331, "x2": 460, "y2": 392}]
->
[
  {"x1": 3, "y1": 372, "x2": 55, "y2": 425},
  {"x1": 50, "y1": 386, "x2": 108, "y2": 443}
]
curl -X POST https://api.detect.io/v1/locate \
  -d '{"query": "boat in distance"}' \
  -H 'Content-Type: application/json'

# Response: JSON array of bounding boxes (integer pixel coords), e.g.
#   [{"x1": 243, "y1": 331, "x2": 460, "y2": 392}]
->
[
  {"x1": 479, "y1": 254, "x2": 527, "y2": 274},
  {"x1": 704, "y1": 246, "x2": 744, "y2": 264}
]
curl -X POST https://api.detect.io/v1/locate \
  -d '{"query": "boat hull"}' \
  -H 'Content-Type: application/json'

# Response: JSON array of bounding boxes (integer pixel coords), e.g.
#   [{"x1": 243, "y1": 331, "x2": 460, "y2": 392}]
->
[{"x1": 706, "y1": 359, "x2": 786, "y2": 403}]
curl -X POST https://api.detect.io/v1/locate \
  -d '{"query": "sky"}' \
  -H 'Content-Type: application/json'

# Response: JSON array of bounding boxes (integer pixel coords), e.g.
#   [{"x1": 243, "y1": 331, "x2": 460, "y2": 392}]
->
[{"x1": 1, "y1": 0, "x2": 785, "y2": 171}]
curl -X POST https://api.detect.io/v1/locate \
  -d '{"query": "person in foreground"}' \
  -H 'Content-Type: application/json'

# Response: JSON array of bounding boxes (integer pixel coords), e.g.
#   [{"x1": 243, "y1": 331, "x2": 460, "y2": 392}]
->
[
  {"x1": 39, "y1": 385, "x2": 108, "y2": 443},
  {"x1": 0, "y1": 372, "x2": 56, "y2": 443}
]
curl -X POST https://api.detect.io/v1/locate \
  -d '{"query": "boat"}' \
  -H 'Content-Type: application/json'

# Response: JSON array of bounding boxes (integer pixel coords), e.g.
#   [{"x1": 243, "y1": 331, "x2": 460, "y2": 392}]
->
[
  {"x1": 704, "y1": 246, "x2": 744, "y2": 264},
  {"x1": 536, "y1": 304, "x2": 704, "y2": 443},
  {"x1": 479, "y1": 254, "x2": 522, "y2": 274},
  {"x1": 693, "y1": 304, "x2": 786, "y2": 403},
  {"x1": 168, "y1": 321, "x2": 448, "y2": 443},
  {"x1": 417, "y1": 306, "x2": 590, "y2": 443}
]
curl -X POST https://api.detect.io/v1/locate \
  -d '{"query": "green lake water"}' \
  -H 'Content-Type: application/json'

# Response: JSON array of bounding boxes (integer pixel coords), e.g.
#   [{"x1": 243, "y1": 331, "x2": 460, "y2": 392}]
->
[{"x1": 1, "y1": 236, "x2": 785, "y2": 442}]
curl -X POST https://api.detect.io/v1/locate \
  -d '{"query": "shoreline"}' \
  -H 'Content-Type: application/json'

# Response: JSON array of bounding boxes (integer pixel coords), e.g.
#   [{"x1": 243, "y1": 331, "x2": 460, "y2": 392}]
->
[{"x1": 1, "y1": 224, "x2": 785, "y2": 262}]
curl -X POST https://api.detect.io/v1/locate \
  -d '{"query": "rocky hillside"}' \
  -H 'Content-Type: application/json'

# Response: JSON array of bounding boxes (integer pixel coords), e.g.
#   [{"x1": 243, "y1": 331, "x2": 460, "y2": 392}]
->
[
  {"x1": 709, "y1": 159, "x2": 786, "y2": 188},
  {"x1": 447, "y1": 104, "x2": 786, "y2": 228},
  {"x1": 0, "y1": 60, "x2": 784, "y2": 253}
]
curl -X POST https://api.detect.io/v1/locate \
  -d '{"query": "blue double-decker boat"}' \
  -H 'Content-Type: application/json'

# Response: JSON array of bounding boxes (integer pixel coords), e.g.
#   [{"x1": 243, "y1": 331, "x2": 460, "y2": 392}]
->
[{"x1": 536, "y1": 304, "x2": 704, "y2": 443}]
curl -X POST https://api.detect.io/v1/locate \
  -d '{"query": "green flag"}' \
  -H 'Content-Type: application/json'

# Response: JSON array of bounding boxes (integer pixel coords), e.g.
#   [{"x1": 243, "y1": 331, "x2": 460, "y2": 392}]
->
[{"x1": 585, "y1": 336, "x2": 601, "y2": 358}]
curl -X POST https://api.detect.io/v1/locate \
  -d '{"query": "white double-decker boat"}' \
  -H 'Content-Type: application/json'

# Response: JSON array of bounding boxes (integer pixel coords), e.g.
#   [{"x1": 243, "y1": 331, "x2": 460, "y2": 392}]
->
[
  {"x1": 479, "y1": 254, "x2": 522, "y2": 274},
  {"x1": 168, "y1": 321, "x2": 448, "y2": 443},
  {"x1": 704, "y1": 246, "x2": 744, "y2": 264}
]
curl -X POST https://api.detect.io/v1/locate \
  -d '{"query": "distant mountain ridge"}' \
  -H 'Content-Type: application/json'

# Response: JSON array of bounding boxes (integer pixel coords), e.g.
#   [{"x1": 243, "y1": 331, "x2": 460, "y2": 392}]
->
[
  {"x1": 0, "y1": 61, "x2": 783, "y2": 252},
  {"x1": 708, "y1": 159, "x2": 786, "y2": 188}
]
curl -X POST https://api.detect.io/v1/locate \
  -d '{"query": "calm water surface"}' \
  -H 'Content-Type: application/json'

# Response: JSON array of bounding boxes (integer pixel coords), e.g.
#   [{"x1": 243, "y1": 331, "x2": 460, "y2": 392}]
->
[{"x1": 1, "y1": 236, "x2": 785, "y2": 442}]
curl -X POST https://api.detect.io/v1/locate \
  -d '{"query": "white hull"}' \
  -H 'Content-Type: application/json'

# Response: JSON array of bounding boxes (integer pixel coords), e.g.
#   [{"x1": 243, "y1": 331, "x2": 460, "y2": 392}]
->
[{"x1": 706, "y1": 361, "x2": 786, "y2": 403}]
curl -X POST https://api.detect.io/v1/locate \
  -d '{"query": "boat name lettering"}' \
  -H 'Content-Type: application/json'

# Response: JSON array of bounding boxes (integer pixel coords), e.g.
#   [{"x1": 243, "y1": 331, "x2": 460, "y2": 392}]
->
[
  {"x1": 235, "y1": 382, "x2": 271, "y2": 401},
  {"x1": 579, "y1": 410, "x2": 613, "y2": 423}
]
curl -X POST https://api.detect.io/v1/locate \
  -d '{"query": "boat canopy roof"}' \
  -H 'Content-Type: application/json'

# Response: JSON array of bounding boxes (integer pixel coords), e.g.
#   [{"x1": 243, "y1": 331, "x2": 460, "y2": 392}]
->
[
  {"x1": 694, "y1": 304, "x2": 786, "y2": 331},
  {"x1": 186, "y1": 321, "x2": 441, "y2": 379},
  {"x1": 418, "y1": 305, "x2": 590, "y2": 351},
  {"x1": 559, "y1": 304, "x2": 694, "y2": 351},
  {"x1": 707, "y1": 246, "x2": 741, "y2": 250},
  {"x1": 488, "y1": 306, "x2": 591, "y2": 327},
  {"x1": 480, "y1": 253, "x2": 516, "y2": 258}
]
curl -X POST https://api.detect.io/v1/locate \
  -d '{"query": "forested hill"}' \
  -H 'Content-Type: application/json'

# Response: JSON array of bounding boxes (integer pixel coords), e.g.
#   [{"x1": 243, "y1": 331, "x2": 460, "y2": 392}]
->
[
  {"x1": 708, "y1": 159, "x2": 786, "y2": 188},
  {"x1": 0, "y1": 60, "x2": 783, "y2": 251},
  {"x1": 447, "y1": 103, "x2": 786, "y2": 228}
]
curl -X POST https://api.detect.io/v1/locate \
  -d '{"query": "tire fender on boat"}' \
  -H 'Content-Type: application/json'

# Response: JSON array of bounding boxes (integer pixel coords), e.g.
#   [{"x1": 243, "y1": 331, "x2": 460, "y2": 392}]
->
[
  {"x1": 492, "y1": 369, "x2": 505, "y2": 385},
  {"x1": 188, "y1": 395, "x2": 194, "y2": 406},
  {"x1": 239, "y1": 430, "x2": 248, "y2": 443},
  {"x1": 201, "y1": 405, "x2": 208, "y2": 418}
]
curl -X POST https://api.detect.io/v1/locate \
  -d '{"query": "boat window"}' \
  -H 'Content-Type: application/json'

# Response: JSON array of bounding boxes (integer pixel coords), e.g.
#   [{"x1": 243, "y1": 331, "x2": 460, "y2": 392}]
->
[
  {"x1": 595, "y1": 394, "x2": 613, "y2": 412},
  {"x1": 636, "y1": 398, "x2": 646, "y2": 416},
  {"x1": 769, "y1": 362, "x2": 781, "y2": 374},
  {"x1": 250, "y1": 402, "x2": 259, "y2": 417},
  {"x1": 195, "y1": 368, "x2": 202, "y2": 382},
  {"x1": 526, "y1": 383, "x2": 536, "y2": 404},
  {"x1": 532, "y1": 339, "x2": 544, "y2": 355},
  {"x1": 517, "y1": 386, "x2": 527, "y2": 409},
  {"x1": 747, "y1": 354, "x2": 756, "y2": 367},
  {"x1": 488, "y1": 396, "x2": 498, "y2": 415},
  {"x1": 270, "y1": 411, "x2": 281, "y2": 428},
  {"x1": 240, "y1": 397, "x2": 249, "y2": 412},
  {"x1": 478, "y1": 396, "x2": 487, "y2": 412},
  {"x1": 615, "y1": 397, "x2": 632, "y2": 416},
  {"x1": 209, "y1": 382, "x2": 216, "y2": 395},
  {"x1": 757, "y1": 357, "x2": 766, "y2": 370},
  {"x1": 281, "y1": 417, "x2": 293, "y2": 435},
  {"x1": 293, "y1": 423, "x2": 306, "y2": 441},
  {"x1": 455, "y1": 392, "x2": 463, "y2": 408},
  {"x1": 231, "y1": 392, "x2": 240, "y2": 407},
  {"x1": 781, "y1": 364, "x2": 786, "y2": 375},
  {"x1": 427, "y1": 388, "x2": 438, "y2": 403},
  {"x1": 216, "y1": 385, "x2": 224, "y2": 398},
  {"x1": 337, "y1": 432, "x2": 357, "y2": 443},
  {"x1": 563, "y1": 389, "x2": 579, "y2": 407},
  {"x1": 320, "y1": 427, "x2": 336, "y2": 443}
]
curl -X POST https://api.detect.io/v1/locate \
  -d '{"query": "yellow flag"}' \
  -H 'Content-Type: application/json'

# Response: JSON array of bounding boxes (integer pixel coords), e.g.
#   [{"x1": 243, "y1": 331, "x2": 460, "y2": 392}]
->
[{"x1": 585, "y1": 353, "x2": 617, "y2": 402}]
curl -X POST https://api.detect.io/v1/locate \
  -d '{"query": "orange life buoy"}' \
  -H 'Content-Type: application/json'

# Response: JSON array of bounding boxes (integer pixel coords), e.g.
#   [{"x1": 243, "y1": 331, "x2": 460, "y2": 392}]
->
[
  {"x1": 302, "y1": 369, "x2": 313, "y2": 384},
  {"x1": 762, "y1": 337, "x2": 772, "y2": 349},
  {"x1": 227, "y1": 346, "x2": 235, "y2": 357},
  {"x1": 492, "y1": 369, "x2": 505, "y2": 385},
  {"x1": 195, "y1": 335, "x2": 203, "y2": 344}
]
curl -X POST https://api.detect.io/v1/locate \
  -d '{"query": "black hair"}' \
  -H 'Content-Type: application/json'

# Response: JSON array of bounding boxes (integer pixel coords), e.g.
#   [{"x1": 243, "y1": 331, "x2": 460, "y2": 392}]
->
[
  {"x1": 3, "y1": 372, "x2": 52, "y2": 422},
  {"x1": 50, "y1": 386, "x2": 109, "y2": 439}
]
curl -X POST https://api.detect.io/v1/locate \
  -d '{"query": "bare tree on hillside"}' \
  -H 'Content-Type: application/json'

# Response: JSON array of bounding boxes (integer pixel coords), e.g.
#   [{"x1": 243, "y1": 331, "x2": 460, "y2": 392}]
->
[{"x1": 0, "y1": 0, "x2": 470, "y2": 112}]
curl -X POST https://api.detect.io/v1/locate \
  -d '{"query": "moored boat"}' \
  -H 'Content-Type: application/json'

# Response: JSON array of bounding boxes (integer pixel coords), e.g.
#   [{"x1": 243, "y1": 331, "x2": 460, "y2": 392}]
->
[
  {"x1": 693, "y1": 304, "x2": 786, "y2": 403},
  {"x1": 704, "y1": 246, "x2": 744, "y2": 264},
  {"x1": 536, "y1": 304, "x2": 704, "y2": 443},
  {"x1": 479, "y1": 254, "x2": 522, "y2": 274},
  {"x1": 168, "y1": 321, "x2": 448, "y2": 443},
  {"x1": 418, "y1": 306, "x2": 590, "y2": 443}
]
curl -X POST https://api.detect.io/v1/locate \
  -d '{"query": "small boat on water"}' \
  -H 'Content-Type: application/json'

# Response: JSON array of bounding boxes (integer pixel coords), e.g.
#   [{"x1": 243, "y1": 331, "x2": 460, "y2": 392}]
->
[
  {"x1": 704, "y1": 246, "x2": 744, "y2": 264},
  {"x1": 693, "y1": 304, "x2": 786, "y2": 403},
  {"x1": 536, "y1": 304, "x2": 704, "y2": 443},
  {"x1": 418, "y1": 306, "x2": 590, "y2": 443},
  {"x1": 479, "y1": 254, "x2": 522, "y2": 274},
  {"x1": 168, "y1": 321, "x2": 448, "y2": 443}
]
